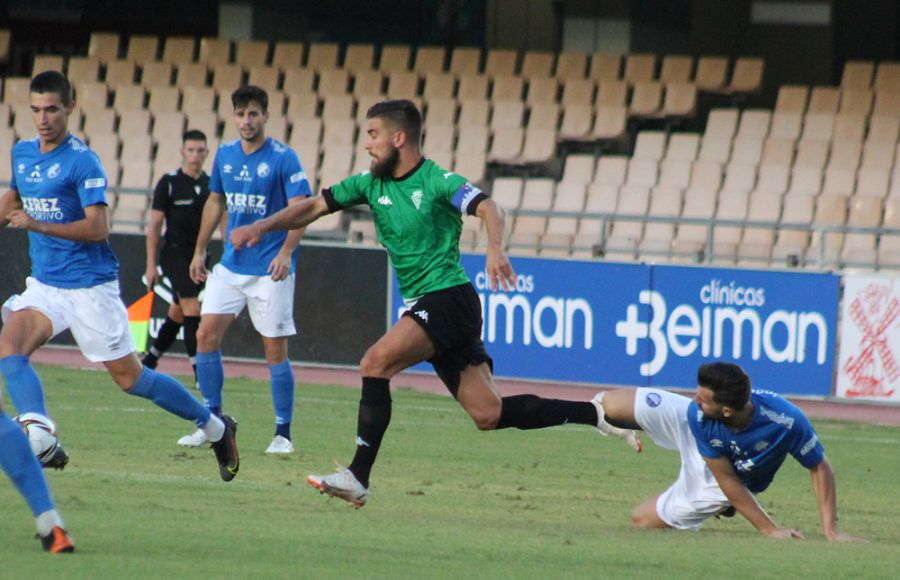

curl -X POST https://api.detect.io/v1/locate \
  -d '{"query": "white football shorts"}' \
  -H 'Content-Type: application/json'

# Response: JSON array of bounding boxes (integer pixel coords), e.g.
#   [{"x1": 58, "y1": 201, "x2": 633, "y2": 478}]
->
[
  {"x1": 633, "y1": 387, "x2": 730, "y2": 530},
  {"x1": 200, "y1": 263, "x2": 296, "y2": 338},
  {"x1": 2, "y1": 277, "x2": 135, "y2": 363}
]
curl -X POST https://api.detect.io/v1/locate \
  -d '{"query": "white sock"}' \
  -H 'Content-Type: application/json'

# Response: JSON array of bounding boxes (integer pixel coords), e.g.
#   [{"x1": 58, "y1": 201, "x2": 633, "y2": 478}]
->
[
  {"x1": 36, "y1": 509, "x2": 64, "y2": 537},
  {"x1": 201, "y1": 414, "x2": 225, "y2": 442}
]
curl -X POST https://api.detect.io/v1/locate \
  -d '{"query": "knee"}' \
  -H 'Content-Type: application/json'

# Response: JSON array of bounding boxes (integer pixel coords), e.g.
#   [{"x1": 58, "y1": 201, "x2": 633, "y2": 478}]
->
[
  {"x1": 195, "y1": 325, "x2": 217, "y2": 350},
  {"x1": 360, "y1": 346, "x2": 389, "y2": 377}
]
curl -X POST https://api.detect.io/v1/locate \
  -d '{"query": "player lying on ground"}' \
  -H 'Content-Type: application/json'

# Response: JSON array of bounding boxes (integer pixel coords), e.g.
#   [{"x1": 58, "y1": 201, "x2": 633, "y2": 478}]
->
[
  {"x1": 229, "y1": 99, "x2": 641, "y2": 508},
  {"x1": 596, "y1": 362, "x2": 863, "y2": 541}
]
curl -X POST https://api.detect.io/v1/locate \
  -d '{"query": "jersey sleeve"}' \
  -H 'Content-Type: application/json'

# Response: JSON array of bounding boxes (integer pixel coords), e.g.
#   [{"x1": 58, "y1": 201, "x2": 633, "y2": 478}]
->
[
  {"x1": 282, "y1": 148, "x2": 312, "y2": 199},
  {"x1": 439, "y1": 169, "x2": 486, "y2": 216},
  {"x1": 788, "y1": 412, "x2": 825, "y2": 468},
  {"x1": 687, "y1": 403, "x2": 723, "y2": 459},
  {"x1": 150, "y1": 175, "x2": 170, "y2": 211},
  {"x1": 73, "y1": 152, "x2": 109, "y2": 207},
  {"x1": 208, "y1": 149, "x2": 224, "y2": 194},
  {"x1": 9, "y1": 151, "x2": 18, "y2": 191},
  {"x1": 323, "y1": 172, "x2": 369, "y2": 211}
]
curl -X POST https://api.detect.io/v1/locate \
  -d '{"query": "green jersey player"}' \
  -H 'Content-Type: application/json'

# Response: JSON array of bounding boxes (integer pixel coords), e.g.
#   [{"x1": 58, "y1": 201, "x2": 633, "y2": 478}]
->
[{"x1": 230, "y1": 100, "x2": 641, "y2": 508}]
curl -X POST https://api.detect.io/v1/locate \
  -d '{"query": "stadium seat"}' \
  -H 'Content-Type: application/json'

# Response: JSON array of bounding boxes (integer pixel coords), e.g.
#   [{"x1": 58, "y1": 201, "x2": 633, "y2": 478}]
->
[
  {"x1": 272, "y1": 42, "x2": 304, "y2": 71},
  {"x1": 161, "y1": 36, "x2": 196, "y2": 64},
  {"x1": 282, "y1": 67, "x2": 316, "y2": 94},
  {"x1": 659, "y1": 55, "x2": 693, "y2": 85},
  {"x1": 82, "y1": 108, "x2": 116, "y2": 138},
  {"x1": 838, "y1": 89, "x2": 873, "y2": 116},
  {"x1": 520, "y1": 50, "x2": 554, "y2": 80},
  {"x1": 319, "y1": 68, "x2": 351, "y2": 96},
  {"x1": 386, "y1": 71, "x2": 419, "y2": 99},
  {"x1": 492, "y1": 75, "x2": 525, "y2": 102},
  {"x1": 352, "y1": 69, "x2": 385, "y2": 97},
  {"x1": 456, "y1": 125, "x2": 489, "y2": 155},
  {"x1": 794, "y1": 140, "x2": 829, "y2": 169},
  {"x1": 658, "y1": 159, "x2": 691, "y2": 189},
  {"x1": 199, "y1": 37, "x2": 232, "y2": 66},
  {"x1": 424, "y1": 98, "x2": 457, "y2": 128},
  {"x1": 808, "y1": 86, "x2": 840, "y2": 114},
  {"x1": 775, "y1": 85, "x2": 808, "y2": 113},
  {"x1": 588, "y1": 53, "x2": 621, "y2": 83},
  {"x1": 152, "y1": 111, "x2": 185, "y2": 143},
  {"x1": 322, "y1": 117, "x2": 357, "y2": 148},
  {"x1": 665, "y1": 133, "x2": 700, "y2": 161},
  {"x1": 546, "y1": 180, "x2": 585, "y2": 237},
  {"x1": 247, "y1": 66, "x2": 280, "y2": 93},
  {"x1": 785, "y1": 166, "x2": 823, "y2": 197},
  {"x1": 589, "y1": 105, "x2": 627, "y2": 143},
  {"x1": 855, "y1": 167, "x2": 890, "y2": 197},
  {"x1": 841, "y1": 60, "x2": 874, "y2": 90},
  {"x1": 704, "y1": 108, "x2": 739, "y2": 140},
  {"x1": 808, "y1": 194, "x2": 849, "y2": 264},
  {"x1": 558, "y1": 104, "x2": 593, "y2": 140},
  {"x1": 378, "y1": 45, "x2": 412, "y2": 74},
  {"x1": 211, "y1": 64, "x2": 244, "y2": 92},
  {"x1": 449, "y1": 47, "x2": 481, "y2": 77},
  {"x1": 344, "y1": 43, "x2": 376, "y2": 73},
  {"x1": 827, "y1": 141, "x2": 862, "y2": 171},
  {"x1": 660, "y1": 82, "x2": 697, "y2": 118},
  {"x1": 413, "y1": 46, "x2": 447, "y2": 77},
  {"x1": 527, "y1": 103, "x2": 559, "y2": 131},
  {"x1": 623, "y1": 53, "x2": 656, "y2": 86},
  {"x1": 526, "y1": 77, "x2": 559, "y2": 105},
  {"x1": 141, "y1": 61, "x2": 174, "y2": 88},
  {"x1": 633, "y1": 131, "x2": 667, "y2": 160},
  {"x1": 490, "y1": 100, "x2": 524, "y2": 130},
  {"x1": 487, "y1": 127, "x2": 524, "y2": 162},
  {"x1": 126, "y1": 35, "x2": 159, "y2": 64},
  {"x1": 112, "y1": 84, "x2": 146, "y2": 113},
  {"x1": 594, "y1": 155, "x2": 628, "y2": 186},
  {"x1": 121, "y1": 133, "x2": 153, "y2": 161},
  {"x1": 554, "y1": 51, "x2": 588, "y2": 81},
  {"x1": 148, "y1": 86, "x2": 180, "y2": 114},
  {"x1": 76, "y1": 81, "x2": 110, "y2": 112},
  {"x1": 236, "y1": 40, "x2": 269, "y2": 69},
  {"x1": 453, "y1": 151, "x2": 487, "y2": 184},
  {"x1": 484, "y1": 49, "x2": 518, "y2": 78},
  {"x1": 88, "y1": 32, "x2": 121, "y2": 64},
  {"x1": 832, "y1": 113, "x2": 865, "y2": 143},
  {"x1": 751, "y1": 165, "x2": 790, "y2": 196},
  {"x1": 625, "y1": 158, "x2": 659, "y2": 188},
  {"x1": 174, "y1": 62, "x2": 208, "y2": 89},
  {"x1": 422, "y1": 73, "x2": 456, "y2": 101},
  {"x1": 458, "y1": 99, "x2": 490, "y2": 128},
  {"x1": 489, "y1": 177, "x2": 523, "y2": 209},
  {"x1": 725, "y1": 57, "x2": 765, "y2": 96},
  {"x1": 67, "y1": 56, "x2": 101, "y2": 82},
  {"x1": 694, "y1": 56, "x2": 729, "y2": 93},
  {"x1": 874, "y1": 61, "x2": 900, "y2": 91},
  {"x1": 105, "y1": 59, "x2": 137, "y2": 88},
  {"x1": 185, "y1": 111, "x2": 218, "y2": 140},
  {"x1": 697, "y1": 135, "x2": 732, "y2": 164},
  {"x1": 181, "y1": 86, "x2": 215, "y2": 114},
  {"x1": 561, "y1": 78, "x2": 595, "y2": 107}
]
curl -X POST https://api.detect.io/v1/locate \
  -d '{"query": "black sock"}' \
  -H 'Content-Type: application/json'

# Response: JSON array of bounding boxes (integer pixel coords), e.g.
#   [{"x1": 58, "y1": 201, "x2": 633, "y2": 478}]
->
[
  {"x1": 183, "y1": 316, "x2": 200, "y2": 360},
  {"x1": 496, "y1": 395, "x2": 597, "y2": 430},
  {"x1": 348, "y1": 377, "x2": 392, "y2": 488},
  {"x1": 275, "y1": 422, "x2": 291, "y2": 440},
  {"x1": 151, "y1": 317, "x2": 182, "y2": 358}
]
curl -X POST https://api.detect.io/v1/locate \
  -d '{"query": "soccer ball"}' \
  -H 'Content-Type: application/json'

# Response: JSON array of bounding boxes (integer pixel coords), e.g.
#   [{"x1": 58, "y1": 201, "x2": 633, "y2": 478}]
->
[{"x1": 14, "y1": 413, "x2": 60, "y2": 466}]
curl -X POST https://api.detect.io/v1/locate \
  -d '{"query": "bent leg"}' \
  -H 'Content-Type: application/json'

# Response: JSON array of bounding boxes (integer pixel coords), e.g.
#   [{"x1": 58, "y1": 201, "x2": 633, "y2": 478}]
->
[
  {"x1": 0, "y1": 310, "x2": 54, "y2": 416},
  {"x1": 143, "y1": 303, "x2": 183, "y2": 368},
  {"x1": 348, "y1": 317, "x2": 435, "y2": 487},
  {"x1": 632, "y1": 495, "x2": 672, "y2": 529}
]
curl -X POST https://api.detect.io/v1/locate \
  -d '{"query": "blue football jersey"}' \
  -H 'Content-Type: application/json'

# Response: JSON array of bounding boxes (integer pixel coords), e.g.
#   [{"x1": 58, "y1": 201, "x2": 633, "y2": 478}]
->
[
  {"x1": 10, "y1": 134, "x2": 118, "y2": 288},
  {"x1": 209, "y1": 137, "x2": 312, "y2": 276},
  {"x1": 688, "y1": 390, "x2": 825, "y2": 494}
]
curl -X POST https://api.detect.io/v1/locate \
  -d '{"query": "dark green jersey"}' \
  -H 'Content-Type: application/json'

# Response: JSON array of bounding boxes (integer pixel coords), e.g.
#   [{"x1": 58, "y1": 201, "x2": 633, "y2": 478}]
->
[{"x1": 326, "y1": 159, "x2": 483, "y2": 299}]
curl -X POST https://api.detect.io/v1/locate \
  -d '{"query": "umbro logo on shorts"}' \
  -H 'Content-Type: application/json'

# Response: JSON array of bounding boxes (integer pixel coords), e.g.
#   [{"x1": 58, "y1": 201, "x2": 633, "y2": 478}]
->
[{"x1": 415, "y1": 310, "x2": 429, "y2": 322}]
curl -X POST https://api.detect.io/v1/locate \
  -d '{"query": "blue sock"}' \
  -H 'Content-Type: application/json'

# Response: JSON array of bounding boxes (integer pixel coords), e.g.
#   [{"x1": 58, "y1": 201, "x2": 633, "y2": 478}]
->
[
  {"x1": 128, "y1": 368, "x2": 211, "y2": 428},
  {"x1": 0, "y1": 412, "x2": 54, "y2": 516},
  {"x1": 0, "y1": 355, "x2": 47, "y2": 416},
  {"x1": 270, "y1": 360, "x2": 294, "y2": 440},
  {"x1": 196, "y1": 350, "x2": 224, "y2": 416}
]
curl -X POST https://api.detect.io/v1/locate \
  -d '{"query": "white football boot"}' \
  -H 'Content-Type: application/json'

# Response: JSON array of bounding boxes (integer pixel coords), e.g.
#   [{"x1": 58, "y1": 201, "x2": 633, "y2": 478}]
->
[
  {"x1": 264, "y1": 435, "x2": 295, "y2": 454},
  {"x1": 307, "y1": 466, "x2": 369, "y2": 508},
  {"x1": 177, "y1": 428, "x2": 208, "y2": 448},
  {"x1": 591, "y1": 392, "x2": 643, "y2": 452}
]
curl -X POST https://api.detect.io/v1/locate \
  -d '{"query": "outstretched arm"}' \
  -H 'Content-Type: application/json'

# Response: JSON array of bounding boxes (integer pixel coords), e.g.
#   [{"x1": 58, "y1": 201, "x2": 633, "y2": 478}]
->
[
  {"x1": 475, "y1": 198, "x2": 516, "y2": 291},
  {"x1": 266, "y1": 196, "x2": 308, "y2": 281},
  {"x1": 7, "y1": 203, "x2": 109, "y2": 242},
  {"x1": 704, "y1": 456, "x2": 804, "y2": 539},
  {"x1": 230, "y1": 195, "x2": 330, "y2": 250},
  {"x1": 809, "y1": 458, "x2": 865, "y2": 542}
]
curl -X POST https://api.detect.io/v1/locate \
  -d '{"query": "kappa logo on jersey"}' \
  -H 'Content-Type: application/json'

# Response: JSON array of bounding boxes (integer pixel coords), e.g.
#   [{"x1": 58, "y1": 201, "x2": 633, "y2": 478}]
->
[
  {"x1": 443, "y1": 171, "x2": 455, "y2": 179},
  {"x1": 257, "y1": 162, "x2": 270, "y2": 177},
  {"x1": 22, "y1": 197, "x2": 64, "y2": 221},
  {"x1": 411, "y1": 190, "x2": 423, "y2": 210},
  {"x1": 378, "y1": 196, "x2": 393, "y2": 206},
  {"x1": 415, "y1": 309, "x2": 429, "y2": 322},
  {"x1": 47, "y1": 163, "x2": 61, "y2": 179}
]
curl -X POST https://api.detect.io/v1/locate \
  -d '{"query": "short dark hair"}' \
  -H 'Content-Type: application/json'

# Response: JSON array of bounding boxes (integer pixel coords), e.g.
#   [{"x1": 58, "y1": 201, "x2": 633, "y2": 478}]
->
[
  {"x1": 697, "y1": 362, "x2": 751, "y2": 410},
  {"x1": 30, "y1": 71, "x2": 73, "y2": 106},
  {"x1": 231, "y1": 85, "x2": 268, "y2": 113},
  {"x1": 366, "y1": 99, "x2": 422, "y2": 148},
  {"x1": 183, "y1": 129, "x2": 207, "y2": 143}
]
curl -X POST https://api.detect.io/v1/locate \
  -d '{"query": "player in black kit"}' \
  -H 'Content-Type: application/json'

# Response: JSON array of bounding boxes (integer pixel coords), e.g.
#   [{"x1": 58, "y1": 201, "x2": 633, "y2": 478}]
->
[{"x1": 143, "y1": 130, "x2": 211, "y2": 384}]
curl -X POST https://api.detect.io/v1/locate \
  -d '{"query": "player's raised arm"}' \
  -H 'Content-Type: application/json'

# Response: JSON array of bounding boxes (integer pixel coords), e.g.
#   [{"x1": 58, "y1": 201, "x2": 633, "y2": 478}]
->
[
  {"x1": 475, "y1": 197, "x2": 516, "y2": 291},
  {"x1": 703, "y1": 455, "x2": 803, "y2": 539},
  {"x1": 0, "y1": 188, "x2": 23, "y2": 228},
  {"x1": 230, "y1": 195, "x2": 330, "y2": 250},
  {"x1": 191, "y1": 192, "x2": 226, "y2": 282}
]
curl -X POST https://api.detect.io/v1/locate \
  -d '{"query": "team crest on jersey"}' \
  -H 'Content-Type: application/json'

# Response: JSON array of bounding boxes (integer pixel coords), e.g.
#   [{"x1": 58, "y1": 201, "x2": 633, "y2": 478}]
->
[
  {"x1": 257, "y1": 162, "x2": 270, "y2": 177},
  {"x1": 47, "y1": 163, "x2": 61, "y2": 179},
  {"x1": 194, "y1": 185, "x2": 202, "y2": 195},
  {"x1": 411, "y1": 190, "x2": 423, "y2": 210}
]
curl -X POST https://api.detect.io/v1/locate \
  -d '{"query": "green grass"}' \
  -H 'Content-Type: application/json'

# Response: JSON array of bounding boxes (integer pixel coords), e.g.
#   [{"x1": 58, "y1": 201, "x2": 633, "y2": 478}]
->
[{"x1": 2, "y1": 364, "x2": 899, "y2": 579}]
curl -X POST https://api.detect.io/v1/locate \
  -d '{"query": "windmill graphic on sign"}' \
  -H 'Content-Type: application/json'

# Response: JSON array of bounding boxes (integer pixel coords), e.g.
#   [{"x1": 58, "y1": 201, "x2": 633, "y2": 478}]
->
[{"x1": 842, "y1": 284, "x2": 899, "y2": 398}]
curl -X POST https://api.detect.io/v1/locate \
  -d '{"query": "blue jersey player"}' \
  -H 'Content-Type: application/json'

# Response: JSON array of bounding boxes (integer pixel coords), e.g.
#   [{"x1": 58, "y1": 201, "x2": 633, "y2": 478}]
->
[
  {"x1": 183, "y1": 85, "x2": 312, "y2": 454},
  {"x1": 593, "y1": 362, "x2": 863, "y2": 541},
  {"x1": 0, "y1": 72, "x2": 240, "y2": 552}
]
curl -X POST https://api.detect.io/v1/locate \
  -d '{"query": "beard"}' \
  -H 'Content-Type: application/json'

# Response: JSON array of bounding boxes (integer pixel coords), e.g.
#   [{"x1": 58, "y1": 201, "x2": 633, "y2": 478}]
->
[{"x1": 370, "y1": 146, "x2": 400, "y2": 179}]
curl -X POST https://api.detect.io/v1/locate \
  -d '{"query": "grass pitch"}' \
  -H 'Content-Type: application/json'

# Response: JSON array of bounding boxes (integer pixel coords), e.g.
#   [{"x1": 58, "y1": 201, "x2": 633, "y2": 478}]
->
[{"x1": 2, "y1": 364, "x2": 899, "y2": 579}]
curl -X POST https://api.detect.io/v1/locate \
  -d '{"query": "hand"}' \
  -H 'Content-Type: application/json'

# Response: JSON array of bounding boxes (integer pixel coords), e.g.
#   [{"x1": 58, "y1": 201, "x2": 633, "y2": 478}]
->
[
  {"x1": 485, "y1": 246, "x2": 517, "y2": 291},
  {"x1": 230, "y1": 223, "x2": 262, "y2": 250},
  {"x1": 267, "y1": 253, "x2": 291, "y2": 282},
  {"x1": 144, "y1": 265, "x2": 159, "y2": 292},
  {"x1": 764, "y1": 527, "x2": 804, "y2": 540},
  {"x1": 7, "y1": 209, "x2": 35, "y2": 231},
  {"x1": 189, "y1": 253, "x2": 208, "y2": 284}
]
